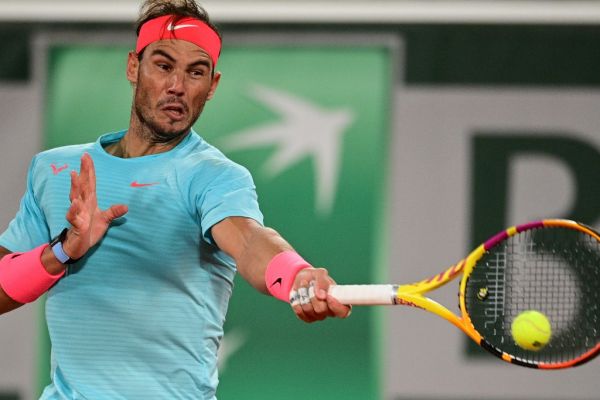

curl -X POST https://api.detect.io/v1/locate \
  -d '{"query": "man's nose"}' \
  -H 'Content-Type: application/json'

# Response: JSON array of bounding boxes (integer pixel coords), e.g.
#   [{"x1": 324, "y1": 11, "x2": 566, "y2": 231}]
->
[{"x1": 166, "y1": 71, "x2": 185, "y2": 95}]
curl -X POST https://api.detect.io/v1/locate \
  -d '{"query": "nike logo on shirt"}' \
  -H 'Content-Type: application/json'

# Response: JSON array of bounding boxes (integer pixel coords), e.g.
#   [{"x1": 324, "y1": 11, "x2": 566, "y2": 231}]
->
[
  {"x1": 130, "y1": 181, "x2": 160, "y2": 188},
  {"x1": 51, "y1": 164, "x2": 68, "y2": 175}
]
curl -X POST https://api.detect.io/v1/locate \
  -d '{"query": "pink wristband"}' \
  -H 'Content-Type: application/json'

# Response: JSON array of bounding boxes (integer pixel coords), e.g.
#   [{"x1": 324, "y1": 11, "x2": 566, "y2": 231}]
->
[
  {"x1": 0, "y1": 244, "x2": 65, "y2": 303},
  {"x1": 265, "y1": 251, "x2": 313, "y2": 302}
]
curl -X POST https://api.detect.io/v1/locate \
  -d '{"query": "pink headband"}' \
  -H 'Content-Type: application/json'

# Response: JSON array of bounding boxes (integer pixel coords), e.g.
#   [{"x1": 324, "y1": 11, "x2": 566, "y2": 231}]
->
[{"x1": 136, "y1": 15, "x2": 221, "y2": 67}]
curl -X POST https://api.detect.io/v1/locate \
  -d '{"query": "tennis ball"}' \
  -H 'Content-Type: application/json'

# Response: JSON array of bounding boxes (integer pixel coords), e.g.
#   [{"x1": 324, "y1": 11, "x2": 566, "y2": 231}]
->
[{"x1": 511, "y1": 310, "x2": 552, "y2": 351}]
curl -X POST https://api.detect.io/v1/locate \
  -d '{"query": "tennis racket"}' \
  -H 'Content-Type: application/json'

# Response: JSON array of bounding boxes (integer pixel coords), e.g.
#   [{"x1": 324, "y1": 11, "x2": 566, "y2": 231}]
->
[{"x1": 329, "y1": 219, "x2": 600, "y2": 369}]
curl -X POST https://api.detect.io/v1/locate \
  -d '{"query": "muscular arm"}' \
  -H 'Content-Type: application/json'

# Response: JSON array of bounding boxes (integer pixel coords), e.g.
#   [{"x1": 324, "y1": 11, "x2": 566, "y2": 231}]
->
[
  {"x1": 211, "y1": 217, "x2": 290, "y2": 294},
  {"x1": 211, "y1": 217, "x2": 351, "y2": 322}
]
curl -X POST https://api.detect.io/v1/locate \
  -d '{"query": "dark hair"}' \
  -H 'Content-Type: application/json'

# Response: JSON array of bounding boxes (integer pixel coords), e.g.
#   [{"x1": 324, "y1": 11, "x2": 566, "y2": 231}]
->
[{"x1": 135, "y1": 0, "x2": 221, "y2": 40}]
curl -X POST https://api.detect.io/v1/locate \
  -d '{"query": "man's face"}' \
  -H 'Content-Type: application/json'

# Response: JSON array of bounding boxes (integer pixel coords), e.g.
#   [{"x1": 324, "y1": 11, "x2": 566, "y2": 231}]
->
[{"x1": 126, "y1": 39, "x2": 221, "y2": 141}]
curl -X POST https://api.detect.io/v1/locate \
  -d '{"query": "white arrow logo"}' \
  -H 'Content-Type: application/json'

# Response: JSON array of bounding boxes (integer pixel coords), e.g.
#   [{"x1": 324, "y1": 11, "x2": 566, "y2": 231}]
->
[{"x1": 219, "y1": 84, "x2": 354, "y2": 216}]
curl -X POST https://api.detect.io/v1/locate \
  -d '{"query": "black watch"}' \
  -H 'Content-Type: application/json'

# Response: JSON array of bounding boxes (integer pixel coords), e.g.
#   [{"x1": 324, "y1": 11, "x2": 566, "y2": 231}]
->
[{"x1": 50, "y1": 228, "x2": 80, "y2": 264}]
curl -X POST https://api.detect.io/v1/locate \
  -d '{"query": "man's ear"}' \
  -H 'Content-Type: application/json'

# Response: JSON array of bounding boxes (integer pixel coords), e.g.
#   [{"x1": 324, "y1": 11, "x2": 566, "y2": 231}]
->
[
  {"x1": 126, "y1": 51, "x2": 139, "y2": 85},
  {"x1": 207, "y1": 71, "x2": 222, "y2": 101}
]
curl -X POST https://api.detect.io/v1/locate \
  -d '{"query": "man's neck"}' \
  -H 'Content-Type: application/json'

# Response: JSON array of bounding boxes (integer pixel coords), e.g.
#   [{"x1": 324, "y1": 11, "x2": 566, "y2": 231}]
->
[{"x1": 105, "y1": 121, "x2": 189, "y2": 158}]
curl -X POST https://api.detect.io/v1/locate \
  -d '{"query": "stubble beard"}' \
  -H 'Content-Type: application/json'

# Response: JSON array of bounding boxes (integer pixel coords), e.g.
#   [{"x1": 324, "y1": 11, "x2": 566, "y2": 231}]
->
[
  {"x1": 133, "y1": 100, "x2": 188, "y2": 145},
  {"x1": 132, "y1": 86, "x2": 204, "y2": 145}
]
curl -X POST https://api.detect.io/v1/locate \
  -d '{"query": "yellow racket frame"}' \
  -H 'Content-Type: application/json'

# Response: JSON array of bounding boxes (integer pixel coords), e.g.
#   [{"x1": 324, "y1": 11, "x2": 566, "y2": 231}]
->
[{"x1": 395, "y1": 219, "x2": 600, "y2": 368}]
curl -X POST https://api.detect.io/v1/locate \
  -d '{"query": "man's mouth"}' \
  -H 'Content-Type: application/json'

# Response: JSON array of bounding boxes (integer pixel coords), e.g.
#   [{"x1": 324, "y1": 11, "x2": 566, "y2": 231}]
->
[{"x1": 161, "y1": 103, "x2": 187, "y2": 121}]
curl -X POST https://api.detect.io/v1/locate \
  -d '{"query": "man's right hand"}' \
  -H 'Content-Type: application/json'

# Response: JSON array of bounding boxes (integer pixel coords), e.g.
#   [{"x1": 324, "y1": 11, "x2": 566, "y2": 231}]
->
[{"x1": 62, "y1": 153, "x2": 128, "y2": 260}]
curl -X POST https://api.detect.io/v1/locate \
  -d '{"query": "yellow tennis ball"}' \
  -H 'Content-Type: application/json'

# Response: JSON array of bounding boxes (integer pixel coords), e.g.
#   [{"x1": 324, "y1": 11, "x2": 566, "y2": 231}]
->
[{"x1": 511, "y1": 310, "x2": 552, "y2": 351}]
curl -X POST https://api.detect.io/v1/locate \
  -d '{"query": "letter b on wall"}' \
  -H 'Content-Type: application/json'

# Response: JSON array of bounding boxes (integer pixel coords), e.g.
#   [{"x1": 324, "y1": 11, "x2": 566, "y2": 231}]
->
[{"x1": 471, "y1": 133, "x2": 600, "y2": 245}]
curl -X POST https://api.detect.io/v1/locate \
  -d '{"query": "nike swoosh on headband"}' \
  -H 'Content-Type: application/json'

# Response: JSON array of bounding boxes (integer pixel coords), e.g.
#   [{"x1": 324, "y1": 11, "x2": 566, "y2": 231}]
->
[{"x1": 167, "y1": 23, "x2": 199, "y2": 31}]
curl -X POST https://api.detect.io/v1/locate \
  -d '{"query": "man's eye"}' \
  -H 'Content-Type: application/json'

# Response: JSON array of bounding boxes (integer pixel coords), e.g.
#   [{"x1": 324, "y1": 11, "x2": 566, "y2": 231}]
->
[
  {"x1": 157, "y1": 63, "x2": 171, "y2": 71},
  {"x1": 190, "y1": 70, "x2": 206, "y2": 78}
]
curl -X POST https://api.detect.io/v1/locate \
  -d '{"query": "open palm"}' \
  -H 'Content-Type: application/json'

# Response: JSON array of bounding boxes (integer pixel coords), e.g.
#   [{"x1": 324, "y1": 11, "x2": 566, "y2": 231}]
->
[{"x1": 64, "y1": 153, "x2": 128, "y2": 260}]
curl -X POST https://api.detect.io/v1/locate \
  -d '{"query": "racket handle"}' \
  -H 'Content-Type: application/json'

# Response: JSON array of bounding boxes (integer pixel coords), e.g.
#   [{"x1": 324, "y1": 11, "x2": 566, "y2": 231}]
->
[{"x1": 328, "y1": 284, "x2": 397, "y2": 305}]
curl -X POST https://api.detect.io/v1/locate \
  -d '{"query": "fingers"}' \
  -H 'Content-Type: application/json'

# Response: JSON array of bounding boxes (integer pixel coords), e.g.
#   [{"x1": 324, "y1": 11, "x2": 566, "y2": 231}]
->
[
  {"x1": 70, "y1": 153, "x2": 96, "y2": 204},
  {"x1": 77, "y1": 154, "x2": 88, "y2": 201},
  {"x1": 102, "y1": 204, "x2": 129, "y2": 223},
  {"x1": 79, "y1": 153, "x2": 97, "y2": 203},
  {"x1": 69, "y1": 170, "x2": 79, "y2": 202},
  {"x1": 85, "y1": 152, "x2": 97, "y2": 197},
  {"x1": 292, "y1": 282, "x2": 316, "y2": 323},
  {"x1": 65, "y1": 198, "x2": 83, "y2": 227},
  {"x1": 327, "y1": 293, "x2": 353, "y2": 318},
  {"x1": 64, "y1": 198, "x2": 91, "y2": 259},
  {"x1": 290, "y1": 268, "x2": 352, "y2": 323}
]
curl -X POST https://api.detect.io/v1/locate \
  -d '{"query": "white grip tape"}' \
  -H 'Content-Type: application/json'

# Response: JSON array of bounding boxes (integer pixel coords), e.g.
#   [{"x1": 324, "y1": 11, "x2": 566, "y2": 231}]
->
[{"x1": 328, "y1": 284, "x2": 396, "y2": 305}]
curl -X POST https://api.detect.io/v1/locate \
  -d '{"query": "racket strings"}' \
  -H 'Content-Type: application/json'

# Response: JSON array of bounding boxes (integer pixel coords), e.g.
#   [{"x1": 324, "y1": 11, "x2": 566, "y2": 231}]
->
[{"x1": 465, "y1": 226, "x2": 600, "y2": 367}]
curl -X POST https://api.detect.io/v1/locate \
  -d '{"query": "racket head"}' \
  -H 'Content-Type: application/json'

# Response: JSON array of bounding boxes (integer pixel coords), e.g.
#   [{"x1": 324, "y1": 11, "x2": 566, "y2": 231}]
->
[{"x1": 459, "y1": 219, "x2": 600, "y2": 369}]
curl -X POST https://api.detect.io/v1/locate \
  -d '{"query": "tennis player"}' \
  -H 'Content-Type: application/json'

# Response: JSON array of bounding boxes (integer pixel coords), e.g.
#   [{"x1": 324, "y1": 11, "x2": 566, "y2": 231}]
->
[{"x1": 0, "y1": 0, "x2": 351, "y2": 398}]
